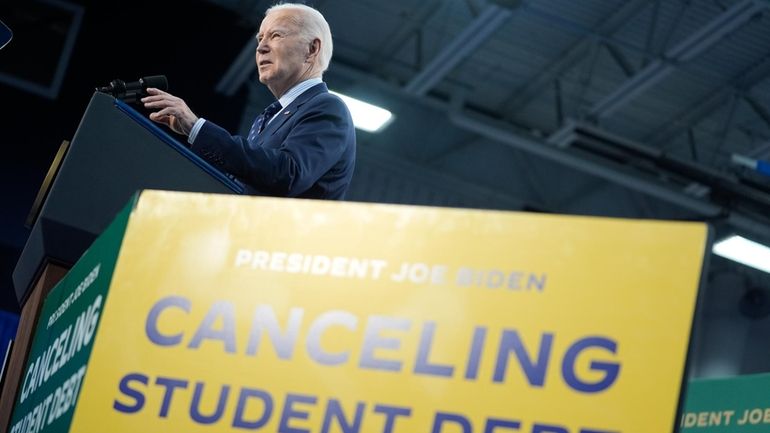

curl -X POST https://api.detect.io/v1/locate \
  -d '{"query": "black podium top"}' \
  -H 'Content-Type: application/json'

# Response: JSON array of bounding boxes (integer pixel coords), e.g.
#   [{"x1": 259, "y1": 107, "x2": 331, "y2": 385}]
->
[{"x1": 13, "y1": 92, "x2": 242, "y2": 303}]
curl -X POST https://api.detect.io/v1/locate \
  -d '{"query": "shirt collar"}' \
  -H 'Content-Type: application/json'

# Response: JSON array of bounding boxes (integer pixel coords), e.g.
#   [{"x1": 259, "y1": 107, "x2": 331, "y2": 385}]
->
[{"x1": 278, "y1": 77, "x2": 324, "y2": 108}]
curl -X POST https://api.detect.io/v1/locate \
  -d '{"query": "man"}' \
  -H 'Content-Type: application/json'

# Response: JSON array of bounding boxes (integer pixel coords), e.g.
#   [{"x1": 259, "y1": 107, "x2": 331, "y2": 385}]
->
[{"x1": 142, "y1": 3, "x2": 355, "y2": 199}]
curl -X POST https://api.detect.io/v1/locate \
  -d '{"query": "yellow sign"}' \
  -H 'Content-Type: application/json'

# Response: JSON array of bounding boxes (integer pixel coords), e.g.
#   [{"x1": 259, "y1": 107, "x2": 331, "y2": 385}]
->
[{"x1": 71, "y1": 190, "x2": 708, "y2": 432}]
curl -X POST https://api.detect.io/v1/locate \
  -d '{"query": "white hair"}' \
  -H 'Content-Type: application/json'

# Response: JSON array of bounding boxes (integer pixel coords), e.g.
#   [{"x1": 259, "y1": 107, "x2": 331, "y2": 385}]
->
[{"x1": 266, "y1": 3, "x2": 333, "y2": 73}]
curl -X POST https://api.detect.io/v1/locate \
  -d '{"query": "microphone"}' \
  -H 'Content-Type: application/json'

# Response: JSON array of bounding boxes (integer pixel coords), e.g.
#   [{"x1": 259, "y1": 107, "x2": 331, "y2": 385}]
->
[{"x1": 97, "y1": 75, "x2": 168, "y2": 102}]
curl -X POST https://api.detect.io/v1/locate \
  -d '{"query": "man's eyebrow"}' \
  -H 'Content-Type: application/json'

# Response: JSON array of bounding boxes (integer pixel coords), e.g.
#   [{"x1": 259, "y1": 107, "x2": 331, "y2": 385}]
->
[{"x1": 256, "y1": 27, "x2": 286, "y2": 39}]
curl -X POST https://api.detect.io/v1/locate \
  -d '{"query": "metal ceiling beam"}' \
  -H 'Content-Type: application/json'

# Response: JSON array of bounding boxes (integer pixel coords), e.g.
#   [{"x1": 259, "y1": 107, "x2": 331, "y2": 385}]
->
[
  {"x1": 588, "y1": 0, "x2": 766, "y2": 119},
  {"x1": 450, "y1": 112, "x2": 770, "y2": 238},
  {"x1": 649, "y1": 87, "x2": 735, "y2": 148},
  {"x1": 745, "y1": 95, "x2": 770, "y2": 128},
  {"x1": 331, "y1": 60, "x2": 770, "y2": 240},
  {"x1": 712, "y1": 93, "x2": 741, "y2": 165},
  {"x1": 641, "y1": 0, "x2": 662, "y2": 68},
  {"x1": 365, "y1": 0, "x2": 444, "y2": 73},
  {"x1": 403, "y1": 3, "x2": 513, "y2": 96},
  {"x1": 656, "y1": 0, "x2": 688, "y2": 65},
  {"x1": 499, "y1": 0, "x2": 650, "y2": 116},
  {"x1": 646, "y1": 54, "x2": 770, "y2": 147},
  {"x1": 603, "y1": 42, "x2": 635, "y2": 78}
]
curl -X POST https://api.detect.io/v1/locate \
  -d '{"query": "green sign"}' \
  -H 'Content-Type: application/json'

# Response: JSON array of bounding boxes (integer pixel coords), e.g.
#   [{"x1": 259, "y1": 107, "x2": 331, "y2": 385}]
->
[
  {"x1": 682, "y1": 373, "x2": 770, "y2": 432},
  {"x1": 8, "y1": 202, "x2": 132, "y2": 433}
]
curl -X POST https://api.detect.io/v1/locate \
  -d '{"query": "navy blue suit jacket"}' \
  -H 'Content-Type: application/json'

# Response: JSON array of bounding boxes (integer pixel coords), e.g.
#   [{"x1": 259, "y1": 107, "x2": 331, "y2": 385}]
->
[{"x1": 192, "y1": 83, "x2": 356, "y2": 199}]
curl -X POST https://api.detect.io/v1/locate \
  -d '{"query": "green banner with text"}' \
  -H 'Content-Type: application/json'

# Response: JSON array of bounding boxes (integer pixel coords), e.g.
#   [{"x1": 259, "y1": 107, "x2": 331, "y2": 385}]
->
[
  {"x1": 7, "y1": 202, "x2": 132, "y2": 433},
  {"x1": 681, "y1": 373, "x2": 770, "y2": 432}
]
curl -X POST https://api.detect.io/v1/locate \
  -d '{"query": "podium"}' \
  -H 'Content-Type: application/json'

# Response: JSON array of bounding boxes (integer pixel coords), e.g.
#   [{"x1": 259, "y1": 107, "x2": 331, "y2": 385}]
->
[{"x1": 1, "y1": 92, "x2": 242, "y2": 431}]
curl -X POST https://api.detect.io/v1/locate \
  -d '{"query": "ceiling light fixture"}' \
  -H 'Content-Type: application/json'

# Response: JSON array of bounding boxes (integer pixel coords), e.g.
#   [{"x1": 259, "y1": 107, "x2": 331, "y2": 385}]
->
[
  {"x1": 330, "y1": 91, "x2": 393, "y2": 132},
  {"x1": 713, "y1": 235, "x2": 770, "y2": 274}
]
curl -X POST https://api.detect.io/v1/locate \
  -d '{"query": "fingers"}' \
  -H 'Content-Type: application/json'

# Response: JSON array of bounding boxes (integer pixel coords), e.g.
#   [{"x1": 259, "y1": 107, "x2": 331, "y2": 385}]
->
[
  {"x1": 142, "y1": 99, "x2": 171, "y2": 109},
  {"x1": 149, "y1": 111, "x2": 183, "y2": 134},
  {"x1": 147, "y1": 106, "x2": 196, "y2": 135},
  {"x1": 141, "y1": 88, "x2": 181, "y2": 107},
  {"x1": 141, "y1": 91, "x2": 176, "y2": 105},
  {"x1": 154, "y1": 107, "x2": 176, "y2": 118},
  {"x1": 142, "y1": 92, "x2": 181, "y2": 117},
  {"x1": 148, "y1": 111, "x2": 172, "y2": 125},
  {"x1": 149, "y1": 107, "x2": 180, "y2": 123},
  {"x1": 142, "y1": 90, "x2": 197, "y2": 135},
  {"x1": 144, "y1": 87, "x2": 168, "y2": 96}
]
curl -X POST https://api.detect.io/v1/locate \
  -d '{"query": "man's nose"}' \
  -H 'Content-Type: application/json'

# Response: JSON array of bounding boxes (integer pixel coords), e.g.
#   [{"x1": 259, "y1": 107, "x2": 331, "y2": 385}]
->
[{"x1": 257, "y1": 41, "x2": 269, "y2": 53}]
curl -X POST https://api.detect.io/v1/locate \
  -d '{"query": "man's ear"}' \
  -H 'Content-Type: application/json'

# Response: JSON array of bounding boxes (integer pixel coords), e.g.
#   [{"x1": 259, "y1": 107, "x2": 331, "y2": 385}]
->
[{"x1": 307, "y1": 38, "x2": 321, "y2": 62}]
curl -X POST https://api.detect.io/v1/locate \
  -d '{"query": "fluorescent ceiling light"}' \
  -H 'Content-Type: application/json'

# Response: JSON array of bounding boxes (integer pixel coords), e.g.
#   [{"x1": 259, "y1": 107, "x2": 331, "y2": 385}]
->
[
  {"x1": 331, "y1": 91, "x2": 393, "y2": 132},
  {"x1": 713, "y1": 235, "x2": 770, "y2": 274}
]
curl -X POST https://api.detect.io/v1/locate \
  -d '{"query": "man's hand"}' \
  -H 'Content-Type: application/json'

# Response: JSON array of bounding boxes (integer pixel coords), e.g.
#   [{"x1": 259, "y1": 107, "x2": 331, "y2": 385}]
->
[{"x1": 141, "y1": 88, "x2": 199, "y2": 136}]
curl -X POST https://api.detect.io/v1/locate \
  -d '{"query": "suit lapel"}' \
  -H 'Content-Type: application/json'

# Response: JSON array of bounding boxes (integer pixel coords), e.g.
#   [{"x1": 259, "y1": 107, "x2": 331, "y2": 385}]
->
[{"x1": 262, "y1": 82, "x2": 328, "y2": 137}]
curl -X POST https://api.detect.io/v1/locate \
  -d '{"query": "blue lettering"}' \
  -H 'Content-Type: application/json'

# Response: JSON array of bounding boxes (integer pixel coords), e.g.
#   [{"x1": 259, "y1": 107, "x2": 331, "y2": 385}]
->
[
  {"x1": 155, "y1": 377, "x2": 188, "y2": 418},
  {"x1": 307, "y1": 311, "x2": 357, "y2": 366},
  {"x1": 562, "y1": 337, "x2": 619, "y2": 393},
  {"x1": 493, "y1": 331, "x2": 553, "y2": 386},
  {"x1": 373, "y1": 404, "x2": 411, "y2": 433},
  {"x1": 485, "y1": 418, "x2": 521, "y2": 432},
  {"x1": 359, "y1": 316, "x2": 410, "y2": 372},
  {"x1": 145, "y1": 296, "x2": 190, "y2": 346},
  {"x1": 189, "y1": 301, "x2": 237, "y2": 353},
  {"x1": 233, "y1": 388, "x2": 273, "y2": 429},
  {"x1": 465, "y1": 327, "x2": 487, "y2": 380},
  {"x1": 246, "y1": 306, "x2": 303, "y2": 358},
  {"x1": 279, "y1": 393, "x2": 317, "y2": 433},
  {"x1": 527, "y1": 274, "x2": 547, "y2": 291},
  {"x1": 533, "y1": 424, "x2": 568, "y2": 433},
  {"x1": 432, "y1": 412, "x2": 472, "y2": 433},
  {"x1": 321, "y1": 399, "x2": 364, "y2": 433},
  {"x1": 190, "y1": 382, "x2": 229, "y2": 424},
  {"x1": 414, "y1": 322, "x2": 454, "y2": 378},
  {"x1": 113, "y1": 373, "x2": 147, "y2": 413}
]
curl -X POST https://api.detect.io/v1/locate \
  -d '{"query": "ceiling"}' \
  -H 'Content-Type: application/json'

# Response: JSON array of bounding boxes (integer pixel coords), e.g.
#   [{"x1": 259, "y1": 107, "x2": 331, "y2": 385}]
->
[{"x1": 1, "y1": 0, "x2": 770, "y2": 377}]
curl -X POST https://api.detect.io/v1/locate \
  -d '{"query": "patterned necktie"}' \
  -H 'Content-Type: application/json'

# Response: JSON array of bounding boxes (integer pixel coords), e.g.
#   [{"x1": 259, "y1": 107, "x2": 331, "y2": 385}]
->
[{"x1": 248, "y1": 100, "x2": 282, "y2": 143}]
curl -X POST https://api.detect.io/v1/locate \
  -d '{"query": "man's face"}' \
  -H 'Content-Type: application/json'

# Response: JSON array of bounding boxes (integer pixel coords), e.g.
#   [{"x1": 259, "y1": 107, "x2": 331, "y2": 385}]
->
[{"x1": 256, "y1": 10, "x2": 310, "y2": 98}]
